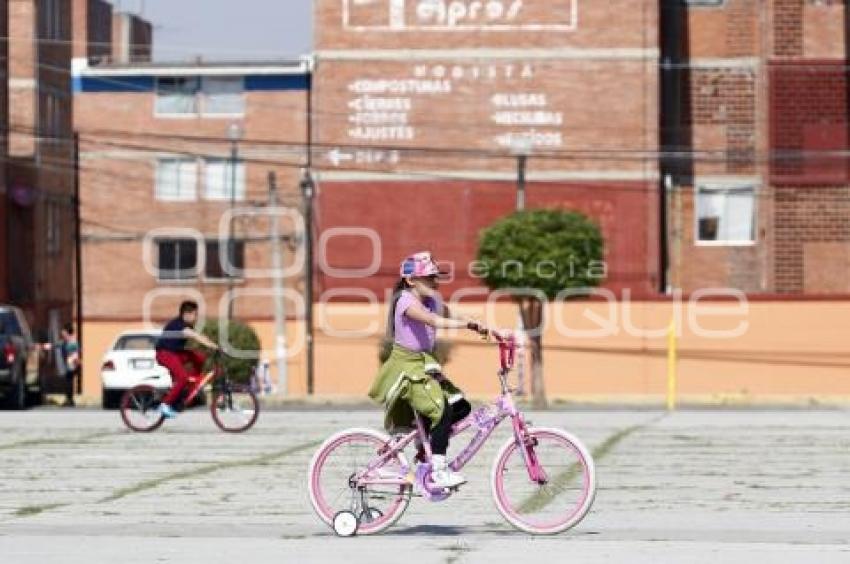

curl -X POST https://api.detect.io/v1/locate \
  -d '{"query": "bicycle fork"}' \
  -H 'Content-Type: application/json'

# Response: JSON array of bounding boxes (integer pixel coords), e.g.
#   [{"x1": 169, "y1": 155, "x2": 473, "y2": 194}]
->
[{"x1": 511, "y1": 414, "x2": 547, "y2": 484}]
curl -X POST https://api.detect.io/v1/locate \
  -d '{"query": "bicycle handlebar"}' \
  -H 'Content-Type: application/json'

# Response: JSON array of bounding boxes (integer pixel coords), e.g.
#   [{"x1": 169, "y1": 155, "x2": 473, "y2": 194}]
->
[{"x1": 494, "y1": 333, "x2": 516, "y2": 372}]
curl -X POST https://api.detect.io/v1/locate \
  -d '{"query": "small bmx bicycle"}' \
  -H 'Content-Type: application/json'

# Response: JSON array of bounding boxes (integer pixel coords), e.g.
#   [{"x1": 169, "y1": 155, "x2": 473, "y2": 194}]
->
[
  {"x1": 307, "y1": 334, "x2": 596, "y2": 536},
  {"x1": 119, "y1": 350, "x2": 260, "y2": 433}
]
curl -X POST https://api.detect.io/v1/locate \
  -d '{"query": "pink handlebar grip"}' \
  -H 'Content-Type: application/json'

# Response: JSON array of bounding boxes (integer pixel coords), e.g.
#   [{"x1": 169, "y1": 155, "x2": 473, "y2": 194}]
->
[{"x1": 496, "y1": 334, "x2": 516, "y2": 371}]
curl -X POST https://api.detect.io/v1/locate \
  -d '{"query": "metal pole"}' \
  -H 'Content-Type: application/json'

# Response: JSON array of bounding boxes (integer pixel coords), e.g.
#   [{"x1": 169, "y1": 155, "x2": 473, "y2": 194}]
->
[
  {"x1": 304, "y1": 58, "x2": 316, "y2": 396},
  {"x1": 516, "y1": 154, "x2": 527, "y2": 211},
  {"x1": 73, "y1": 132, "x2": 83, "y2": 395},
  {"x1": 227, "y1": 140, "x2": 237, "y2": 321},
  {"x1": 269, "y1": 172, "x2": 287, "y2": 395},
  {"x1": 301, "y1": 171, "x2": 315, "y2": 395}
]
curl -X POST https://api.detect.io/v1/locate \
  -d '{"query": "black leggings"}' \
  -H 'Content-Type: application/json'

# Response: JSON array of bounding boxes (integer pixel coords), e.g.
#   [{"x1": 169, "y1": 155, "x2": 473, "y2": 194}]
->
[{"x1": 429, "y1": 398, "x2": 472, "y2": 456}]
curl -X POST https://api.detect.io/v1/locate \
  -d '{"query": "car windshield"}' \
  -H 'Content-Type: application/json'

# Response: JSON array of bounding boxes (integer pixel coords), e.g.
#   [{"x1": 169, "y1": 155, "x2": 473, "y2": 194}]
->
[{"x1": 114, "y1": 335, "x2": 157, "y2": 351}]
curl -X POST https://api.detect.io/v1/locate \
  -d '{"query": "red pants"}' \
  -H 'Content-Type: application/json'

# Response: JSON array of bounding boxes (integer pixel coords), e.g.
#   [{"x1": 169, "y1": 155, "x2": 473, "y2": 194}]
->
[{"x1": 156, "y1": 349, "x2": 206, "y2": 406}]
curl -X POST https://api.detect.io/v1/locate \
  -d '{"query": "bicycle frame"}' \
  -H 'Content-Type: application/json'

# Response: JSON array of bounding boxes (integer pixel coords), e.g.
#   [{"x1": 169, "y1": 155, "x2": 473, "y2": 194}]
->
[
  {"x1": 355, "y1": 335, "x2": 547, "y2": 490},
  {"x1": 180, "y1": 353, "x2": 225, "y2": 406}
]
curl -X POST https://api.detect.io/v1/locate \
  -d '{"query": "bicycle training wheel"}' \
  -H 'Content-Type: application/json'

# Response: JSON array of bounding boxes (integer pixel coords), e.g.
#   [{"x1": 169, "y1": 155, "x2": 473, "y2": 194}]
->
[{"x1": 307, "y1": 429, "x2": 411, "y2": 536}]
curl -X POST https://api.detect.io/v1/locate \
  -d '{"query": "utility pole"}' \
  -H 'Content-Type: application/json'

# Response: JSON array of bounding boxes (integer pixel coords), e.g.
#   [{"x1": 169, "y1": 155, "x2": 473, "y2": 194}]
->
[
  {"x1": 73, "y1": 132, "x2": 83, "y2": 395},
  {"x1": 510, "y1": 137, "x2": 532, "y2": 211},
  {"x1": 516, "y1": 154, "x2": 527, "y2": 211},
  {"x1": 226, "y1": 123, "x2": 244, "y2": 321},
  {"x1": 269, "y1": 172, "x2": 288, "y2": 395},
  {"x1": 300, "y1": 170, "x2": 315, "y2": 395}
]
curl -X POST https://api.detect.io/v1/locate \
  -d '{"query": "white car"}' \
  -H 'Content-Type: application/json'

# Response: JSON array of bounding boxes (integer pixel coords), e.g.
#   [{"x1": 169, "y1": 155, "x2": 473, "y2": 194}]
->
[{"x1": 100, "y1": 331, "x2": 171, "y2": 409}]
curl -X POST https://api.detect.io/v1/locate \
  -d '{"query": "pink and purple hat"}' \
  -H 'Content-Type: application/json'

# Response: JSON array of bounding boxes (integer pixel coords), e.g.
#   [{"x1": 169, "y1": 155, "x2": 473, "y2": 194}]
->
[{"x1": 400, "y1": 251, "x2": 441, "y2": 278}]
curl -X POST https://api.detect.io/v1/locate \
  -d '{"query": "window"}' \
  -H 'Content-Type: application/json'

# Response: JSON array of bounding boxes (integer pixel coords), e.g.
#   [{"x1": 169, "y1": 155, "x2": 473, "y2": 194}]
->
[
  {"x1": 114, "y1": 335, "x2": 158, "y2": 351},
  {"x1": 42, "y1": 93, "x2": 66, "y2": 139},
  {"x1": 204, "y1": 158, "x2": 245, "y2": 201},
  {"x1": 46, "y1": 201, "x2": 61, "y2": 255},
  {"x1": 202, "y1": 78, "x2": 245, "y2": 115},
  {"x1": 696, "y1": 184, "x2": 756, "y2": 244},
  {"x1": 41, "y1": 0, "x2": 65, "y2": 40},
  {"x1": 205, "y1": 240, "x2": 245, "y2": 280},
  {"x1": 155, "y1": 158, "x2": 197, "y2": 201},
  {"x1": 157, "y1": 239, "x2": 198, "y2": 280},
  {"x1": 155, "y1": 77, "x2": 200, "y2": 115},
  {"x1": 155, "y1": 76, "x2": 245, "y2": 117}
]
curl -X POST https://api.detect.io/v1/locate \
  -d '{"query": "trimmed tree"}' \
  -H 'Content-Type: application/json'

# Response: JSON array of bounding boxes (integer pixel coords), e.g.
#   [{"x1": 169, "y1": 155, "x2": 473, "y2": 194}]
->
[
  {"x1": 477, "y1": 209, "x2": 605, "y2": 408},
  {"x1": 198, "y1": 320, "x2": 261, "y2": 384}
]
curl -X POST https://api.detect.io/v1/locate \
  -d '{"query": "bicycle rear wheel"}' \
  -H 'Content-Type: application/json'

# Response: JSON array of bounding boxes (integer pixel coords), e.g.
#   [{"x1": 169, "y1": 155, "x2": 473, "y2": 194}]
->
[
  {"x1": 120, "y1": 385, "x2": 166, "y2": 432},
  {"x1": 491, "y1": 427, "x2": 596, "y2": 535},
  {"x1": 308, "y1": 429, "x2": 411, "y2": 536},
  {"x1": 210, "y1": 385, "x2": 259, "y2": 433}
]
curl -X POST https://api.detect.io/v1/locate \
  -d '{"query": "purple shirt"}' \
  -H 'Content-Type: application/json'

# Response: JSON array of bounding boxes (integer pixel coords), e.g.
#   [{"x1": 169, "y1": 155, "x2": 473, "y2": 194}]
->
[{"x1": 394, "y1": 291, "x2": 439, "y2": 352}]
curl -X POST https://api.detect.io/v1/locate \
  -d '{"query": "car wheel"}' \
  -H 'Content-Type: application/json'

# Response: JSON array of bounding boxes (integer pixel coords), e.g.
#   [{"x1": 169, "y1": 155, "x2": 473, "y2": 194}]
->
[
  {"x1": 102, "y1": 389, "x2": 121, "y2": 410},
  {"x1": 5, "y1": 368, "x2": 26, "y2": 410}
]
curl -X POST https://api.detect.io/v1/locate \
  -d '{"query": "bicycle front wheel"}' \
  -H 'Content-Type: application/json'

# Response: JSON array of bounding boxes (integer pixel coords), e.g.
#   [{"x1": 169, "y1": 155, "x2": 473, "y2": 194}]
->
[
  {"x1": 307, "y1": 429, "x2": 411, "y2": 536},
  {"x1": 491, "y1": 427, "x2": 596, "y2": 535},
  {"x1": 210, "y1": 386, "x2": 259, "y2": 433},
  {"x1": 120, "y1": 385, "x2": 166, "y2": 432}
]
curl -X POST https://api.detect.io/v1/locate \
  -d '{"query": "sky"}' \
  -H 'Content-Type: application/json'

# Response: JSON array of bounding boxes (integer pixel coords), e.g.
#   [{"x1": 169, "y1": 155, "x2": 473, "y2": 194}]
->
[{"x1": 110, "y1": 0, "x2": 313, "y2": 62}]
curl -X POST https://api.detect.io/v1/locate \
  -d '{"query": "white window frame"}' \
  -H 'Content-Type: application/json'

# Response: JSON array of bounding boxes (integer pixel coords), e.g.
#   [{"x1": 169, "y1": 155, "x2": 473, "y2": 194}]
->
[
  {"x1": 200, "y1": 77, "x2": 246, "y2": 117},
  {"x1": 203, "y1": 239, "x2": 245, "y2": 282},
  {"x1": 154, "y1": 77, "x2": 201, "y2": 118},
  {"x1": 694, "y1": 180, "x2": 758, "y2": 247},
  {"x1": 155, "y1": 158, "x2": 198, "y2": 202},
  {"x1": 154, "y1": 76, "x2": 245, "y2": 119},
  {"x1": 203, "y1": 157, "x2": 246, "y2": 201},
  {"x1": 156, "y1": 238, "x2": 200, "y2": 282}
]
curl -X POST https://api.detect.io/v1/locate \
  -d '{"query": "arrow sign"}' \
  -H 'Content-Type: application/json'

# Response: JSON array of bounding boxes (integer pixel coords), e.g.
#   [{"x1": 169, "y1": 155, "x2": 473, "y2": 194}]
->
[{"x1": 326, "y1": 148, "x2": 355, "y2": 167}]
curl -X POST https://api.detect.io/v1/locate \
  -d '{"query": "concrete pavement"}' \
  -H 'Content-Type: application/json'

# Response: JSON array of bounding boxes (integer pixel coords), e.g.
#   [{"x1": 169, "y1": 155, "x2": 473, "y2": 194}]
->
[{"x1": 1, "y1": 408, "x2": 849, "y2": 563}]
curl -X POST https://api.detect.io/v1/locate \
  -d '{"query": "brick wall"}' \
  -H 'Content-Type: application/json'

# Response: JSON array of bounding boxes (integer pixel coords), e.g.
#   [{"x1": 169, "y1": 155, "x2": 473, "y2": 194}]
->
[
  {"x1": 5, "y1": 0, "x2": 76, "y2": 331},
  {"x1": 685, "y1": 0, "x2": 760, "y2": 58},
  {"x1": 76, "y1": 82, "x2": 309, "y2": 320},
  {"x1": 318, "y1": 180, "x2": 659, "y2": 299},
  {"x1": 72, "y1": 0, "x2": 113, "y2": 60},
  {"x1": 685, "y1": 68, "x2": 758, "y2": 176},
  {"x1": 773, "y1": 0, "x2": 804, "y2": 57},
  {"x1": 111, "y1": 12, "x2": 153, "y2": 64},
  {"x1": 673, "y1": 188, "x2": 765, "y2": 293},
  {"x1": 769, "y1": 61, "x2": 848, "y2": 184},
  {"x1": 774, "y1": 186, "x2": 850, "y2": 293},
  {"x1": 0, "y1": 0, "x2": 7, "y2": 302}
]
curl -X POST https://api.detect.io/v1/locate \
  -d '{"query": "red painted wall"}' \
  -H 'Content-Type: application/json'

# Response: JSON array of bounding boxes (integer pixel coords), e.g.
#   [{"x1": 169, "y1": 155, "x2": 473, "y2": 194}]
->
[
  {"x1": 770, "y1": 61, "x2": 849, "y2": 186},
  {"x1": 316, "y1": 180, "x2": 660, "y2": 300}
]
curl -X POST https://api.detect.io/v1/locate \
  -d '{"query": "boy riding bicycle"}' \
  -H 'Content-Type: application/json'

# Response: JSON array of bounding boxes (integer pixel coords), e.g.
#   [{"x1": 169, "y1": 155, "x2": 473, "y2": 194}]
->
[{"x1": 155, "y1": 301, "x2": 219, "y2": 418}]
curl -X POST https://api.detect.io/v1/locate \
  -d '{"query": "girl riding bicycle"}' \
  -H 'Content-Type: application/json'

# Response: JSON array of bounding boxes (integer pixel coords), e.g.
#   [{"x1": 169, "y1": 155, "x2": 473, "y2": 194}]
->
[{"x1": 368, "y1": 252, "x2": 508, "y2": 489}]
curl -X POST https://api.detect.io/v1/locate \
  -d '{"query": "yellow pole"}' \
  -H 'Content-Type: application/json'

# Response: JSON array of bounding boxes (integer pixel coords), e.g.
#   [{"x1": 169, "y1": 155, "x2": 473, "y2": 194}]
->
[{"x1": 667, "y1": 317, "x2": 678, "y2": 411}]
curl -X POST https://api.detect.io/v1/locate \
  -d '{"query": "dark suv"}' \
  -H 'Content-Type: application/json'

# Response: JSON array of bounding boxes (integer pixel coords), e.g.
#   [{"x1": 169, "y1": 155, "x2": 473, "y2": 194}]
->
[{"x1": 0, "y1": 306, "x2": 43, "y2": 409}]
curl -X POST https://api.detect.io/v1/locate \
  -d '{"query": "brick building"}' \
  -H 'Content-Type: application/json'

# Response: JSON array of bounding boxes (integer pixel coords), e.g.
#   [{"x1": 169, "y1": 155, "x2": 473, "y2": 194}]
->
[
  {"x1": 313, "y1": 0, "x2": 661, "y2": 300},
  {"x1": 0, "y1": 1, "x2": 8, "y2": 303},
  {"x1": 662, "y1": 0, "x2": 849, "y2": 295},
  {"x1": 5, "y1": 0, "x2": 77, "y2": 336},
  {"x1": 313, "y1": 0, "x2": 850, "y2": 298},
  {"x1": 71, "y1": 0, "x2": 152, "y2": 66},
  {"x1": 73, "y1": 59, "x2": 311, "y2": 322}
]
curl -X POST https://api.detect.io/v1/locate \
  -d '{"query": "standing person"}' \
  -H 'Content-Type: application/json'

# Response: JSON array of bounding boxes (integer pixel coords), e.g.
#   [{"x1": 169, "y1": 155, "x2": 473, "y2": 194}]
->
[
  {"x1": 154, "y1": 301, "x2": 218, "y2": 418},
  {"x1": 59, "y1": 323, "x2": 80, "y2": 407}
]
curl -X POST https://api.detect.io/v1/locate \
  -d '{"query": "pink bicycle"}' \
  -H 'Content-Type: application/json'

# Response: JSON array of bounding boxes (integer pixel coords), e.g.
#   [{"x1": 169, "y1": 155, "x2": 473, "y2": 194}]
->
[{"x1": 307, "y1": 334, "x2": 596, "y2": 536}]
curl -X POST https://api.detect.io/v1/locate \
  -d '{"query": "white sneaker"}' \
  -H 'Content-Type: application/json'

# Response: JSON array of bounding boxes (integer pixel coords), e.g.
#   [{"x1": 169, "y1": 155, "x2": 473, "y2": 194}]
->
[{"x1": 430, "y1": 455, "x2": 466, "y2": 488}]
